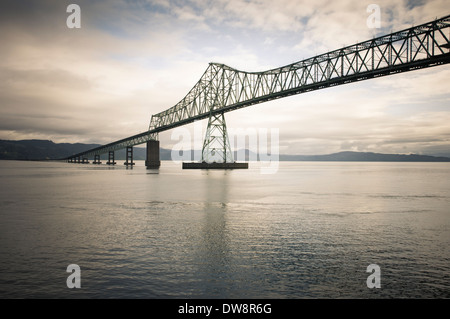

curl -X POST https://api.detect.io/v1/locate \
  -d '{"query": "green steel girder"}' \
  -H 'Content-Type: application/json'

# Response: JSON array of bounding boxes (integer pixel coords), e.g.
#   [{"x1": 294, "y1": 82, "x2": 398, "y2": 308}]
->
[
  {"x1": 67, "y1": 14, "x2": 450, "y2": 161},
  {"x1": 202, "y1": 112, "x2": 233, "y2": 163}
]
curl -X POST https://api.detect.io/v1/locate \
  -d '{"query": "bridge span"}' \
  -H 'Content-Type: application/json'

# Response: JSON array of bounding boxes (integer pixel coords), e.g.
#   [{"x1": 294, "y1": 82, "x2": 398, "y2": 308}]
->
[{"x1": 66, "y1": 14, "x2": 450, "y2": 167}]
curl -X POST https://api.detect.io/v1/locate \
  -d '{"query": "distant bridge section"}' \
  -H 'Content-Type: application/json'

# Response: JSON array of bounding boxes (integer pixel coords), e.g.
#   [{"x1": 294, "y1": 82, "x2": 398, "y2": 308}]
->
[{"x1": 68, "y1": 14, "x2": 450, "y2": 162}]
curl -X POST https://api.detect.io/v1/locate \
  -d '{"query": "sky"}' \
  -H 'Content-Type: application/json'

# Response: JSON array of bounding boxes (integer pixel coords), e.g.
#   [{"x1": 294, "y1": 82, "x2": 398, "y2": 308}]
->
[{"x1": 0, "y1": 0, "x2": 449, "y2": 156}]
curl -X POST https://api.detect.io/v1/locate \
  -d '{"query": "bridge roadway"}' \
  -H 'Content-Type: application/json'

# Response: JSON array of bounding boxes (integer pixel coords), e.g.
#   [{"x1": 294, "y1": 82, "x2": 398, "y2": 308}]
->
[{"x1": 66, "y1": 14, "x2": 450, "y2": 165}]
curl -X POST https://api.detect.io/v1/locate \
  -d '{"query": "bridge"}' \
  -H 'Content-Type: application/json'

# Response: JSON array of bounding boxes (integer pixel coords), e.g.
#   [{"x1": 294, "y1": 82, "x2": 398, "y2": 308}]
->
[{"x1": 66, "y1": 14, "x2": 450, "y2": 168}]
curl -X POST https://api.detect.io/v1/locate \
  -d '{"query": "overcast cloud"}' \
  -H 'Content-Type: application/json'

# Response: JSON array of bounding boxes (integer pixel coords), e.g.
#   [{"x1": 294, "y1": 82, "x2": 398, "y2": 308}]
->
[{"x1": 0, "y1": 0, "x2": 449, "y2": 156}]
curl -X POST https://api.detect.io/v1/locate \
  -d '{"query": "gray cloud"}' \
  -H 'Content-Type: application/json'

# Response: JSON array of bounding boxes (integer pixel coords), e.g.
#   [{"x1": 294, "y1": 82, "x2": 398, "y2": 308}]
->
[{"x1": 0, "y1": 0, "x2": 449, "y2": 157}]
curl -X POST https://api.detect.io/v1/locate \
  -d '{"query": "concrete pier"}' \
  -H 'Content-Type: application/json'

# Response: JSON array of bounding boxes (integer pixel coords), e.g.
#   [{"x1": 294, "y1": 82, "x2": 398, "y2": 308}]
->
[
  {"x1": 93, "y1": 154, "x2": 101, "y2": 164},
  {"x1": 182, "y1": 162, "x2": 248, "y2": 169},
  {"x1": 124, "y1": 146, "x2": 135, "y2": 167},
  {"x1": 145, "y1": 140, "x2": 160, "y2": 169},
  {"x1": 107, "y1": 151, "x2": 116, "y2": 165}
]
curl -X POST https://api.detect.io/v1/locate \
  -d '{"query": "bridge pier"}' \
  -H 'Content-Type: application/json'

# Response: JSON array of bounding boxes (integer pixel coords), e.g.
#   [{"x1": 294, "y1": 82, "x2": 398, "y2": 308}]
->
[
  {"x1": 107, "y1": 151, "x2": 116, "y2": 165},
  {"x1": 82, "y1": 157, "x2": 89, "y2": 164},
  {"x1": 183, "y1": 111, "x2": 248, "y2": 169},
  {"x1": 145, "y1": 140, "x2": 160, "y2": 169},
  {"x1": 124, "y1": 146, "x2": 135, "y2": 167},
  {"x1": 93, "y1": 154, "x2": 101, "y2": 164}
]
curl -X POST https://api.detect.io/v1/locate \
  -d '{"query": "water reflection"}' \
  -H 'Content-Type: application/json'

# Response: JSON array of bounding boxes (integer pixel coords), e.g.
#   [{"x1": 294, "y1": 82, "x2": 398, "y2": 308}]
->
[
  {"x1": 1, "y1": 161, "x2": 448, "y2": 298},
  {"x1": 196, "y1": 170, "x2": 231, "y2": 296}
]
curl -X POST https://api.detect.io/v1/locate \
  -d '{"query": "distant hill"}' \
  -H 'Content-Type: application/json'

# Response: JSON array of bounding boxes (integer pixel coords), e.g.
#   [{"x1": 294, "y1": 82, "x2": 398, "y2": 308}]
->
[
  {"x1": 0, "y1": 139, "x2": 144, "y2": 160},
  {"x1": 278, "y1": 151, "x2": 450, "y2": 162},
  {"x1": 1, "y1": 139, "x2": 450, "y2": 162},
  {"x1": 0, "y1": 139, "x2": 99, "y2": 160}
]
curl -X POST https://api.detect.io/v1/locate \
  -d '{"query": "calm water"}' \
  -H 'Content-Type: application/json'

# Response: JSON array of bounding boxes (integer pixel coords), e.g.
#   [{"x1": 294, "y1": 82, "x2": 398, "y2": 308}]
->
[{"x1": 0, "y1": 160, "x2": 449, "y2": 298}]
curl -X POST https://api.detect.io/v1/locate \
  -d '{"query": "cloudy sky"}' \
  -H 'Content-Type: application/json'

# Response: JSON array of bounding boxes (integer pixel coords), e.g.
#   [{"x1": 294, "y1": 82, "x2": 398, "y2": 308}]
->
[{"x1": 1, "y1": 0, "x2": 449, "y2": 156}]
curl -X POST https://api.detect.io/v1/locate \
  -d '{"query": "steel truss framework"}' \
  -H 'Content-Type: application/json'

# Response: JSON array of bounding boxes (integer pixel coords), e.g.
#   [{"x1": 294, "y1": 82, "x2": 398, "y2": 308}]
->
[
  {"x1": 202, "y1": 112, "x2": 233, "y2": 163},
  {"x1": 67, "y1": 15, "x2": 450, "y2": 161}
]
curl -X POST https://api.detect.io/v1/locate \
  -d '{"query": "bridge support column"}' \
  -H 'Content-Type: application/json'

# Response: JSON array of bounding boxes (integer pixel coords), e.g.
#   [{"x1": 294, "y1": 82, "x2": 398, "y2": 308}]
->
[
  {"x1": 107, "y1": 151, "x2": 116, "y2": 165},
  {"x1": 124, "y1": 146, "x2": 135, "y2": 167},
  {"x1": 202, "y1": 112, "x2": 234, "y2": 164},
  {"x1": 77, "y1": 156, "x2": 81, "y2": 163},
  {"x1": 145, "y1": 140, "x2": 160, "y2": 169},
  {"x1": 93, "y1": 154, "x2": 101, "y2": 164},
  {"x1": 183, "y1": 111, "x2": 248, "y2": 169},
  {"x1": 82, "y1": 157, "x2": 89, "y2": 164}
]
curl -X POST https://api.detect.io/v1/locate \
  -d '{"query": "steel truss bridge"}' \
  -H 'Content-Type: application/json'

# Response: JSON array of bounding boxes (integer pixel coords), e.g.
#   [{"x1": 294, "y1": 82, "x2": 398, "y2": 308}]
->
[{"x1": 67, "y1": 14, "x2": 450, "y2": 164}]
